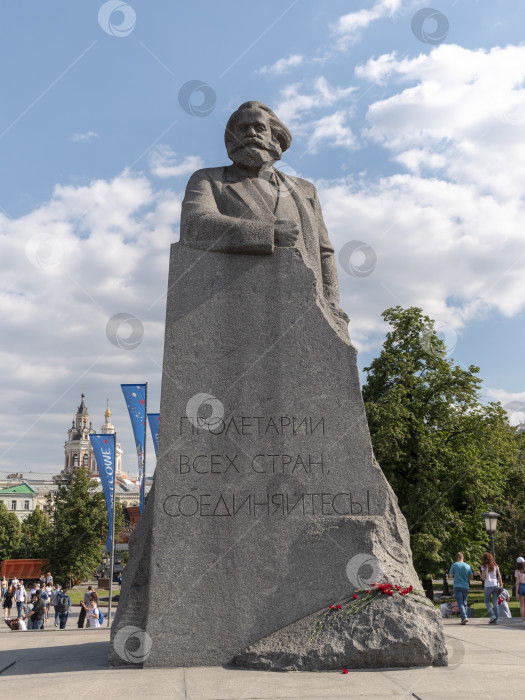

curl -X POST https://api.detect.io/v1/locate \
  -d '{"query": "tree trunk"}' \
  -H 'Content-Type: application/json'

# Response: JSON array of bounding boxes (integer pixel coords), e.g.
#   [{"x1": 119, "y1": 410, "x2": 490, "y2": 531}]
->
[{"x1": 422, "y1": 577, "x2": 434, "y2": 601}]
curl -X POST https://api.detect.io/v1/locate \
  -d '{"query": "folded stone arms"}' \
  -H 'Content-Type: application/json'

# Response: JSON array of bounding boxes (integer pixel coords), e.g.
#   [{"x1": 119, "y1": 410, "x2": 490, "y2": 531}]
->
[
  {"x1": 180, "y1": 166, "x2": 347, "y2": 325},
  {"x1": 180, "y1": 168, "x2": 275, "y2": 255}
]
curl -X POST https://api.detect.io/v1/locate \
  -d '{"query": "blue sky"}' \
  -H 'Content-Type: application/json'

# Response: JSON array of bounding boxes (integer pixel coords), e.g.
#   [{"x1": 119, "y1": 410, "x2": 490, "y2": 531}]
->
[{"x1": 1, "y1": 0, "x2": 524, "y2": 473}]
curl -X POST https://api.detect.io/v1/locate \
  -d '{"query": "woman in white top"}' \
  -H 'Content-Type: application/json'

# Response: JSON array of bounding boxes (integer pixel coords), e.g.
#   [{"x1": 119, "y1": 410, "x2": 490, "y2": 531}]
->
[
  {"x1": 87, "y1": 600, "x2": 100, "y2": 629},
  {"x1": 480, "y1": 552, "x2": 502, "y2": 624},
  {"x1": 515, "y1": 556, "x2": 525, "y2": 624}
]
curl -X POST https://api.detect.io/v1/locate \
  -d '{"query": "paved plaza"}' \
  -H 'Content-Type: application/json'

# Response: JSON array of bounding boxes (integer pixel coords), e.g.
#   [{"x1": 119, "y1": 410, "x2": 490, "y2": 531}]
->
[{"x1": 0, "y1": 618, "x2": 524, "y2": 699}]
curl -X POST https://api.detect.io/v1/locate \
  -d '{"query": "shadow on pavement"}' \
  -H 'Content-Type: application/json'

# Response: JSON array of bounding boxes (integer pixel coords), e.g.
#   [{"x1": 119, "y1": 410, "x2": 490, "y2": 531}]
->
[{"x1": 1, "y1": 639, "x2": 113, "y2": 676}]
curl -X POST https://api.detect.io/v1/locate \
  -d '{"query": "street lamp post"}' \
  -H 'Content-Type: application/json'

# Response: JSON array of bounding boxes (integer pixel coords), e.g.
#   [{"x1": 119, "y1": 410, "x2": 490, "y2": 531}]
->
[{"x1": 482, "y1": 509, "x2": 500, "y2": 558}]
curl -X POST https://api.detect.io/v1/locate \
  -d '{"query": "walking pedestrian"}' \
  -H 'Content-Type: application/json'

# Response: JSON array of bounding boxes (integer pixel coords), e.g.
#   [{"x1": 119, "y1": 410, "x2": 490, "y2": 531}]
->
[
  {"x1": 515, "y1": 556, "x2": 525, "y2": 625},
  {"x1": 1, "y1": 575, "x2": 7, "y2": 598},
  {"x1": 52, "y1": 583, "x2": 62, "y2": 627},
  {"x1": 3, "y1": 584, "x2": 14, "y2": 619},
  {"x1": 39, "y1": 583, "x2": 49, "y2": 622},
  {"x1": 14, "y1": 583, "x2": 26, "y2": 618},
  {"x1": 24, "y1": 592, "x2": 45, "y2": 630},
  {"x1": 448, "y1": 552, "x2": 474, "y2": 625},
  {"x1": 479, "y1": 552, "x2": 502, "y2": 624},
  {"x1": 78, "y1": 586, "x2": 94, "y2": 628},
  {"x1": 55, "y1": 586, "x2": 71, "y2": 629}
]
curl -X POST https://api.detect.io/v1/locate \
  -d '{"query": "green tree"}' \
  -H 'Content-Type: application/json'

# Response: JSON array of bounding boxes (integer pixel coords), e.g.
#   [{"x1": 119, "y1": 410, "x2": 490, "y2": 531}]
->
[
  {"x1": 362, "y1": 306, "x2": 521, "y2": 597},
  {"x1": 16, "y1": 508, "x2": 53, "y2": 559},
  {"x1": 46, "y1": 468, "x2": 123, "y2": 586},
  {"x1": 0, "y1": 502, "x2": 21, "y2": 561},
  {"x1": 492, "y1": 432, "x2": 525, "y2": 582}
]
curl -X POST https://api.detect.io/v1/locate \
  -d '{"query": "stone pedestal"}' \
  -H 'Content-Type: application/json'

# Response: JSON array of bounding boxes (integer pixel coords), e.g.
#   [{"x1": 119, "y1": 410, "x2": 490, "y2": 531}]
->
[{"x1": 109, "y1": 244, "x2": 446, "y2": 668}]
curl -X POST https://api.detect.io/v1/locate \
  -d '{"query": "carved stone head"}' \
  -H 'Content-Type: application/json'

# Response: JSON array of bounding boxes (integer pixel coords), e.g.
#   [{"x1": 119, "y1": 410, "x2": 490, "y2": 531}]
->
[{"x1": 224, "y1": 101, "x2": 292, "y2": 169}]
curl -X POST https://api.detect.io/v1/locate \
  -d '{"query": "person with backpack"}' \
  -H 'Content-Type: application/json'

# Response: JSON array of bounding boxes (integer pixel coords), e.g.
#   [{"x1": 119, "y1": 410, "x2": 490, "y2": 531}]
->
[
  {"x1": 79, "y1": 586, "x2": 96, "y2": 628},
  {"x1": 478, "y1": 552, "x2": 503, "y2": 624},
  {"x1": 86, "y1": 599, "x2": 102, "y2": 629},
  {"x1": 55, "y1": 586, "x2": 71, "y2": 629}
]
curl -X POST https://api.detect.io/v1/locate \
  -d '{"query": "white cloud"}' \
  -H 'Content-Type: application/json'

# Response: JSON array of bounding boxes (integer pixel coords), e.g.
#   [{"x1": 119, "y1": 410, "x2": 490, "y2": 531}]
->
[
  {"x1": 333, "y1": 0, "x2": 402, "y2": 46},
  {"x1": 307, "y1": 112, "x2": 357, "y2": 153},
  {"x1": 311, "y1": 44, "x2": 525, "y2": 351},
  {"x1": 0, "y1": 170, "x2": 182, "y2": 473},
  {"x1": 69, "y1": 131, "x2": 99, "y2": 143},
  {"x1": 273, "y1": 77, "x2": 357, "y2": 154},
  {"x1": 149, "y1": 146, "x2": 204, "y2": 178},
  {"x1": 256, "y1": 54, "x2": 304, "y2": 76},
  {"x1": 486, "y1": 389, "x2": 525, "y2": 424}
]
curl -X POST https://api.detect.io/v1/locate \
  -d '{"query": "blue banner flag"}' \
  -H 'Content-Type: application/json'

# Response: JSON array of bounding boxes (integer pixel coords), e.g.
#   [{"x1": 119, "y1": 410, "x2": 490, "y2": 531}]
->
[
  {"x1": 121, "y1": 383, "x2": 147, "y2": 513},
  {"x1": 90, "y1": 433, "x2": 116, "y2": 552},
  {"x1": 148, "y1": 413, "x2": 160, "y2": 455}
]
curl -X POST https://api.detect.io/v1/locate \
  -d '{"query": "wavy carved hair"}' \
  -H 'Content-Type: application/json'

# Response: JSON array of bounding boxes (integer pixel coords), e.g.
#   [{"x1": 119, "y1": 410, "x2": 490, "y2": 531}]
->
[{"x1": 224, "y1": 101, "x2": 292, "y2": 155}]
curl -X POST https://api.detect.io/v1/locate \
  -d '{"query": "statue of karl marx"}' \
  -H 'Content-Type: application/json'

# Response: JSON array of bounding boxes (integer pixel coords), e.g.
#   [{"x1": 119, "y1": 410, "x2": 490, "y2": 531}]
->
[{"x1": 180, "y1": 101, "x2": 348, "y2": 326}]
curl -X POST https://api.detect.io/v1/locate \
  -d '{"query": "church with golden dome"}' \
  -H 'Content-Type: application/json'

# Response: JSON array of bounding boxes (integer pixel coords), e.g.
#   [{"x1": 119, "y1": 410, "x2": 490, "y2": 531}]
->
[{"x1": 63, "y1": 391, "x2": 123, "y2": 478}]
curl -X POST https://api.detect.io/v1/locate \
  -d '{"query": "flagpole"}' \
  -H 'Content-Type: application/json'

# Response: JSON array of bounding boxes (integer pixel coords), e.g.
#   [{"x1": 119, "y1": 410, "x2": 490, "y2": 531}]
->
[
  {"x1": 143, "y1": 383, "x2": 147, "y2": 514},
  {"x1": 107, "y1": 432, "x2": 117, "y2": 627}
]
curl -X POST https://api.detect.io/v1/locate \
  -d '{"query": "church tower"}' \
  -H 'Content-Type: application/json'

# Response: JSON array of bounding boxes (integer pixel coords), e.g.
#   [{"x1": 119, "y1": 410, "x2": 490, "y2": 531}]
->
[
  {"x1": 99, "y1": 401, "x2": 124, "y2": 477},
  {"x1": 63, "y1": 393, "x2": 123, "y2": 477},
  {"x1": 64, "y1": 391, "x2": 96, "y2": 474}
]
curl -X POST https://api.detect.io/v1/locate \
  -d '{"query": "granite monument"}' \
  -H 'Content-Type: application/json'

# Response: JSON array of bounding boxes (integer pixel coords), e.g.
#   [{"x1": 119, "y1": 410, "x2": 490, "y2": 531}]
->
[{"x1": 109, "y1": 101, "x2": 447, "y2": 669}]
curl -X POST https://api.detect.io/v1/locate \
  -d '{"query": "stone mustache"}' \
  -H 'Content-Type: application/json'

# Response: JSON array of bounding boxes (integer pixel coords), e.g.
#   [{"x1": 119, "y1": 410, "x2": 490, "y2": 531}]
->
[{"x1": 109, "y1": 101, "x2": 446, "y2": 670}]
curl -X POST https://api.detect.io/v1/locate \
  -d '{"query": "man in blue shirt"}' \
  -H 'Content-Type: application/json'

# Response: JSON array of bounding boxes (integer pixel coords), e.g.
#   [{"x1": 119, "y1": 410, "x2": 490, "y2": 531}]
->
[{"x1": 449, "y1": 552, "x2": 473, "y2": 624}]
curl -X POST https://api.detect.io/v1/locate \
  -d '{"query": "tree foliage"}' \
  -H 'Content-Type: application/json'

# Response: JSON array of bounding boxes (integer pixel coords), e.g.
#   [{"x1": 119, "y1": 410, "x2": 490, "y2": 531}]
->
[
  {"x1": 46, "y1": 468, "x2": 113, "y2": 585},
  {"x1": 16, "y1": 508, "x2": 53, "y2": 560},
  {"x1": 0, "y1": 502, "x2": 21, "y2": 561},
  {"x1": 362, "y1": 307, "x2": 522, "y2": 588}
]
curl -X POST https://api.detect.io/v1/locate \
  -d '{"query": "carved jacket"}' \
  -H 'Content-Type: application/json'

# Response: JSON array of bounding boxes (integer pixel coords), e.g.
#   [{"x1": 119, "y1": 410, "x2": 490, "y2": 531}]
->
[{"x1": 180, "y1": 164, "x2": 340, "y2": 305}]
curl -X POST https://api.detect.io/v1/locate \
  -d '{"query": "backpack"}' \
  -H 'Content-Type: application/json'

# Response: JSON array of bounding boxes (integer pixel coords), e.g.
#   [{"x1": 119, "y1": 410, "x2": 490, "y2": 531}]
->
[
  {"x1": 98, "y1": 609, "x2": 103, "y2": 625},
  {"x1": 40, "y1": 590, "x2": 48, "y2": 602},
  {"x1": 56, "y1": 593, "x2": 68, "y2": 613}
]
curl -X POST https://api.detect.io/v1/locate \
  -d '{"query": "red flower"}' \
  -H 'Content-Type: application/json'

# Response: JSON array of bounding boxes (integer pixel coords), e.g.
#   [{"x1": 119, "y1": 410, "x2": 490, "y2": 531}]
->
[
  {"x1": 329, "y1": 605, "x2": 335, "y2": 610},
  {"x1": 336, "y1": 605, "x2": 342, "y2": 610},
  {"x1": 342, "y1": 668, "x2": 348, "y2": 674},
  {"x1": 366, "y1": 590, "x2": 370, "y2": 594},
  {"x1": 352, "y1": 594, "x2": 358, "y2": 599},
  {"x1": 388, "y1": 590, "x2": 394, "y2": 596},
  {"x1": 409, "y1": 585, "x2": 413, "y2": 592}
]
